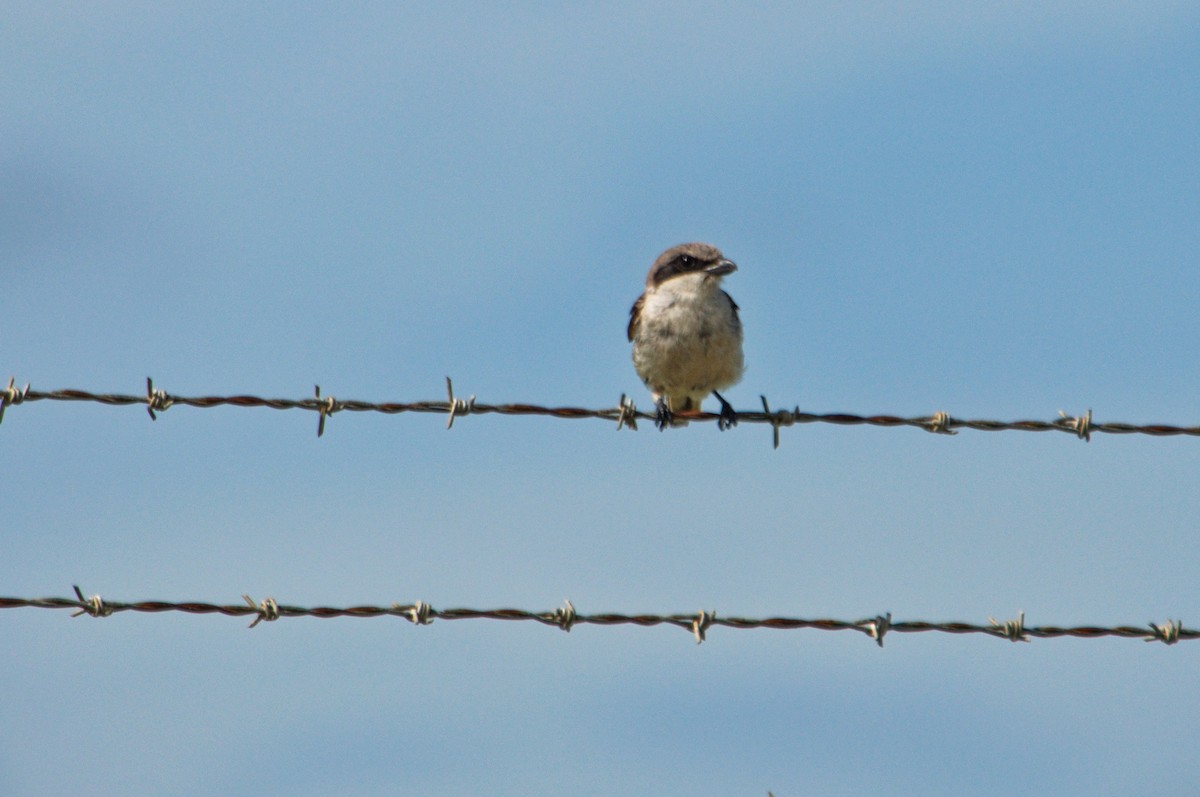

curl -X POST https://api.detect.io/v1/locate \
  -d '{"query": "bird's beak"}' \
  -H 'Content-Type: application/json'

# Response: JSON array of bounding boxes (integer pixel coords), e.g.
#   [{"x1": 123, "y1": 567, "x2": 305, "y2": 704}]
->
[{"x1": 705, "y1": 259, "x2": 737, "y2": 277}]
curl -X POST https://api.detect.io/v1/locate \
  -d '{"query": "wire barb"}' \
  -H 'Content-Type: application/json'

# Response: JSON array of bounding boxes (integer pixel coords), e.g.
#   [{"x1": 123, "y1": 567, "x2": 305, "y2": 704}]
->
[
  {"x1": 1149, "y1": 619, "x2": 1182, "y2": 645},
  {"x1": 692, "y1": 609, "x2": 715, "y2": 644},
  {"x1": 760, "y1": 395, "x2": 796, "y2": 449},
  {"x1": 0, "y1": 376, "x2": 28, "y2": 425},
  {"x1": 244, "y1": 594, "x2": 279, "y2": 628},
  {"x1": 145, "y1": 377, "x2": 173, "y2": 421},
  {"x1": 989, "y1": 611, "x2": 1029, "y2": 642},
  {"x1": 70, "y1": 585, "x2": 113, "y2": 618},
  {"x1": 401, "y1": 600, "x2": 434, "y2": 625},
  {"x1": 313, "y1": 384, "x2": 338, "y2": 437},
  {"x1": 615, "y1": 393, "x2": 638, "y2": 431},
  {"x1": 864, "y1": 612, "x2": 892, "y2": 647},
  {"x1": 926, "y1": 410, "x2": 958, "y2": 435},
  {"x1": 1059, "y1": 409, "x2": 1093, "y2": 442},
  {"x1": 444, "y1": 377, "x2": 476, "y2": 429},
  {"x1": 554, "y1": 599, "x2": 577, "y2": 632}
]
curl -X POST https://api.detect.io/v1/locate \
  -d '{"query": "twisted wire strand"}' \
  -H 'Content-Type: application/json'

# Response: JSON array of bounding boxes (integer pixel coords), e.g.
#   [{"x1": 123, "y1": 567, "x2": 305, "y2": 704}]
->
[
  {"x1": 2, "y1": 377, "x2": 1196, "y2": 446},
  {"x1": 1, "y1": 590, "x2": 1191, "y2": 646}
]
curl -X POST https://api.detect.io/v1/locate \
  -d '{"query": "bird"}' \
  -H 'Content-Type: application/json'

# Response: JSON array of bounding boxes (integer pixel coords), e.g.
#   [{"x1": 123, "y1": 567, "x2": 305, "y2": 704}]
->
[{"x1": 628, "y1": 242, "x2": 744, "y2": 431}]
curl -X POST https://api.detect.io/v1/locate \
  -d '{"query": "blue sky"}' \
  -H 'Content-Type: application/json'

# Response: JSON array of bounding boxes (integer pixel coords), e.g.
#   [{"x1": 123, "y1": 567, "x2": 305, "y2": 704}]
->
[{"x1": 4, "y1": 4, "x2": 1200, "y2": 795}]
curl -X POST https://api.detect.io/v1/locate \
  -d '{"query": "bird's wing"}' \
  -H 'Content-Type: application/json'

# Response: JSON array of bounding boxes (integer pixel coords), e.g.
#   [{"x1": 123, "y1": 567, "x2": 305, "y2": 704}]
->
[
  {"x1": 723, "y1": 290, "x2": 741, "y2": 326},
  {"x1": 627, "y1": 294, "x2": 645, "y2": 342}
]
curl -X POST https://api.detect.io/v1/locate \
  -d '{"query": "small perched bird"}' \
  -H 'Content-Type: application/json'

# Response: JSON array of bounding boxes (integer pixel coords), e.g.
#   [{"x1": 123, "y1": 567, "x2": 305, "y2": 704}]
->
[{"x1": 628, "y1": 242, "x2": 744, "y2": 431}]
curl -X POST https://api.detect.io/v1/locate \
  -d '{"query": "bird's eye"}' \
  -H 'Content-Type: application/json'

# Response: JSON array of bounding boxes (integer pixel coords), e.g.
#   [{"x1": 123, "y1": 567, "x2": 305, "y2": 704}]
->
[{"x1": 679, "y1": 255, "x2": 695, "y2": 268}]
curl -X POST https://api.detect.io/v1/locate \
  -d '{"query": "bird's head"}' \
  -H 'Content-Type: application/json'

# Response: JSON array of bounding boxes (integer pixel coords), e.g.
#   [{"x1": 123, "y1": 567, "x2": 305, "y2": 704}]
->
[{"x1": 645, "y1": 242, "x2": 737, "y2": 289}]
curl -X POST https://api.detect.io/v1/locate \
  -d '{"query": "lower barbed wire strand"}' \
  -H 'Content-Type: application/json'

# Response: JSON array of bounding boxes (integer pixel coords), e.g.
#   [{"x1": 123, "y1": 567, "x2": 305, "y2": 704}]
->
[{"x1": 1, "y1": 592, "x2": 1194, "y2": 646}]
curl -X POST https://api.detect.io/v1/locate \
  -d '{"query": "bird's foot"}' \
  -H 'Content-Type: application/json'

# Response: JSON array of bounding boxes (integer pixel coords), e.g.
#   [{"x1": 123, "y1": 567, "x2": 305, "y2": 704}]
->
[
  {"x1": 654, "y1": 397, "x2": 674, "y2": 431},
  {"x1": 713, "y1": 391, "x2": 737, "y2": 431}
]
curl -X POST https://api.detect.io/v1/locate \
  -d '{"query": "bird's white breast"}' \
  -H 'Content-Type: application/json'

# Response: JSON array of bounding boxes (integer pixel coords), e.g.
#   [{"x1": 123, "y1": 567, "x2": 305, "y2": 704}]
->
[{"x1": 631, "y1": 273, "x2": 744, "y2": 409}]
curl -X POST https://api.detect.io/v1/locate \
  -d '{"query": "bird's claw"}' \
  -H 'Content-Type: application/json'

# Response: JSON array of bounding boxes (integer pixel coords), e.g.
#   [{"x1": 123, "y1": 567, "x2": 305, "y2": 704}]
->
[
  {"x1": 654, "y1": 397, "x2": 674, "y2": 431},
  {"x1": 713, "y1": 391, "x2": 737, "y2": 431}
]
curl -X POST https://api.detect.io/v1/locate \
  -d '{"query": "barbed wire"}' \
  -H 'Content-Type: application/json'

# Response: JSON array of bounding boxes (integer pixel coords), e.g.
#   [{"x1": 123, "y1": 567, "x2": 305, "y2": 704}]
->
[
  {"x1": 1, "y1": 587, "x2": 1191, "y2": 646},
  {"x1": 3, "y1": 376, "x2": 1198, "y2": 448}
]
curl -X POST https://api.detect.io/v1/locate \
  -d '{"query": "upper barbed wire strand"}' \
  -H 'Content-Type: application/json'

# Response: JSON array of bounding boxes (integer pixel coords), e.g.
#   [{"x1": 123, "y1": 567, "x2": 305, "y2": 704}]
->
[{"x1": 2, "y1": 378, "x2": 1197, "y2": 447}]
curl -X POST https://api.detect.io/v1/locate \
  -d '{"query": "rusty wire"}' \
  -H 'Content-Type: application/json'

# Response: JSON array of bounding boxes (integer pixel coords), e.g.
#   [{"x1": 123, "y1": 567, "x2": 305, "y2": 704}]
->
[
  {"x1": 0, "y1": 587, "x2": 1191, "y2": 646},
  {"x1": 2, "y1": 376, "x2": 1197, "y2": 448}
]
